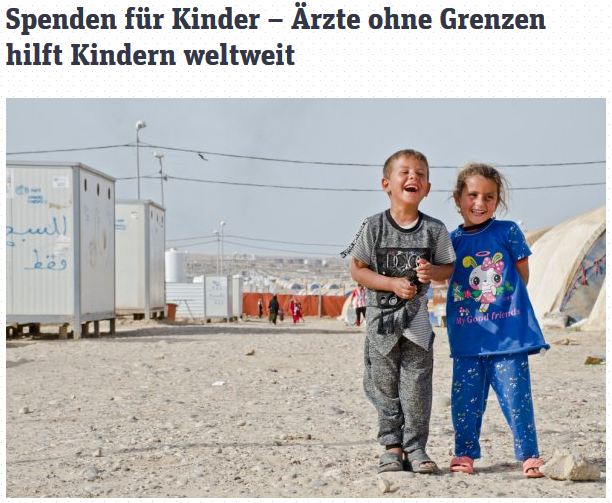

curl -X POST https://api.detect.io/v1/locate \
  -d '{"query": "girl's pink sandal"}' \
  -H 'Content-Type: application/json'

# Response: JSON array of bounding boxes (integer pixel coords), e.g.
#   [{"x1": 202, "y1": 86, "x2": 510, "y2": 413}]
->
[
  {"x1": 450, "y1": 456, "x2": 474, "y2": 474},
  {"x1": 523, "y1": 457, "x2": 545, "y2": 478}
]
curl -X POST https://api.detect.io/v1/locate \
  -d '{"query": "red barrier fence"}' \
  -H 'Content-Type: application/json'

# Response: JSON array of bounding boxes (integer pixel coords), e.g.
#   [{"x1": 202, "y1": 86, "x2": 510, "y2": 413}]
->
[{"x1": 243, "y1": 293, "x2": 346, "y2": 318}]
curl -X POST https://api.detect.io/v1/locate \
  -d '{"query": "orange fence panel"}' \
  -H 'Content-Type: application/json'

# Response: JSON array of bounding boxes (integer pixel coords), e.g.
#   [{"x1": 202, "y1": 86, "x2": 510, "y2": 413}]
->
[{"x1": 243, "y1": 292, "x2": 346, "y2": 318}]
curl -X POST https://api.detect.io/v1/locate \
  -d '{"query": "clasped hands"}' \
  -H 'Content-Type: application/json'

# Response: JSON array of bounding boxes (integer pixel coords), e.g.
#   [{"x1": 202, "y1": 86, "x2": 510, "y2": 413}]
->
[{"x1": 390, "y1": 258, "x2": 432, "y2": 300}]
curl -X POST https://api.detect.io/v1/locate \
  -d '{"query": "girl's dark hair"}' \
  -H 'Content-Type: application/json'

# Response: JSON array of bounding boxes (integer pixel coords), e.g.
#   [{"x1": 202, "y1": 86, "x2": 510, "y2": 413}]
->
[{"x1": 453, "y1": 163, "x2": 509, "y2": 214}]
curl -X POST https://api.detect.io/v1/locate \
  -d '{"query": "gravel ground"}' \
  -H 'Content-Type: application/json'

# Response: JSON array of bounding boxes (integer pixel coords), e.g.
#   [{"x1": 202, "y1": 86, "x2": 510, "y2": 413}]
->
[{"x1": 5, "y1": 317, "x2": 606, "y2": 498}]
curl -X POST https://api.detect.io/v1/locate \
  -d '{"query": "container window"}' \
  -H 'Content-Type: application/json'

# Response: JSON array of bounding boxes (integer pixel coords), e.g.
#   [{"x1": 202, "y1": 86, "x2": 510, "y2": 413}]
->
[
  {"x1": 108, "y1": 188, "x2": 111, "y2": 199},
  {"x1": 97, "y1": 183, "x2": 100, "y2": 196},
  {"x1": 84, "y1": 178, "x2": 88, "y2": 191}
]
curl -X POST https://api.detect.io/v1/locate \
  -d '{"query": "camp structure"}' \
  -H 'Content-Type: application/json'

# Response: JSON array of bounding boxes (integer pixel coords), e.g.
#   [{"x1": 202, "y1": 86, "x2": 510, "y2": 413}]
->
[
  {"x1": 6, "y1": 161, "x2": 116, "y2": 339},
  {"x1": 527, "y1": 205, "x2": 605, "y2": 330}
]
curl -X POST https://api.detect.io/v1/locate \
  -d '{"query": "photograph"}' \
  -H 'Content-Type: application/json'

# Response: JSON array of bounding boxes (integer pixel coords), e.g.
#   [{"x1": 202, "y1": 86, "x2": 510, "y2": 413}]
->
[{"x1": 4, "y1": 98, "x2": 606, "y2": 498}]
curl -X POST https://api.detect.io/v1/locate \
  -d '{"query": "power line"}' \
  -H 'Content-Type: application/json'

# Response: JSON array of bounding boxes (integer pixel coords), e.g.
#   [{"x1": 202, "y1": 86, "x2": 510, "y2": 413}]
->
[
  {"x1": 6, "y1": 142, "x2": 605, "y2": 169},
  {"x1": 167, "y1": 234, "x2": 217, "y2": 243},
  {"x1": 119, "y1": 174, "x2": 605, "y2": 192},
  {"x1": 222, "y1": 239, "x2": 338, "y2": 256},
  {"x1": 7, "y1": 143, "x2": 133, "y2": 154},
  {"x1": 168, "y1": 233, "x2": 343, "y2": 247},
  {"x1": 510, "y1": 183, "x2": 605, "y2": 191},
  {"x1": 176, "y1": 238, "x2": 338, "y2": 256},
  {"x1": 147, "y1": 143, "x2": 378, "y2": 167},
  {"x1": 226, "y1": 234, "x2": 342, "y2": 247},
  {"x1": 172, "y1": 239, "x2": 219, "y2": 249}
]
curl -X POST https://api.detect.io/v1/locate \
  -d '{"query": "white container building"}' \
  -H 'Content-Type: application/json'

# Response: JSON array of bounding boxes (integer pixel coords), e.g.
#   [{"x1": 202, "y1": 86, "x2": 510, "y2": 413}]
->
[
  {"x1": 165, "y1": 275, "x2": 236, "y2": 321},
  {"x1": 115, "y1": 200, "x2": 166, "y2": 319},
  {"x1": 205, "y1": 275, "x2": 234, "y2": 320},
  {"x1": 6, "y1": 161, "x2": 116, "y2": 338}
]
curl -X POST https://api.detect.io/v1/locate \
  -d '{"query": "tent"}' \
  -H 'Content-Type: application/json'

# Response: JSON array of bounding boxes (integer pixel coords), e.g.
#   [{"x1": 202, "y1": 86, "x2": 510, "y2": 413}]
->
[
  {"x1": 528, "y1": 206, "x2": 605, "y2": 329},
  {"x1": 525, "y1": 227, "x2": 552, "y2": 247}
]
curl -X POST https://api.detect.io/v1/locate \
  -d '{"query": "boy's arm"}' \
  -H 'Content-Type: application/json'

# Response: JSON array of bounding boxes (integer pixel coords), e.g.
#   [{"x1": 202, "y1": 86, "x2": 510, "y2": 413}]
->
[{"x1": 350, "y1": 258, "x2": 417, "y2": 300}]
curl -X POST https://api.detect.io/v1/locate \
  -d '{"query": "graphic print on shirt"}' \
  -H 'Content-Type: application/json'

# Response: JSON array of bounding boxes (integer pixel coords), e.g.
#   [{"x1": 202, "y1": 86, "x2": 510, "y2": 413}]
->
[
  {"x1": 374, "y1": 248, "x2": 431, "y2": 308},
  {"x1": 451, "y1": 251, "x2": 514, "y2": 313}
]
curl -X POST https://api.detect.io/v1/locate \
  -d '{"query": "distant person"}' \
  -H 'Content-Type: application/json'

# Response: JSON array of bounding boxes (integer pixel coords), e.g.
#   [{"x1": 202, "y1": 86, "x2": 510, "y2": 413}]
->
[
  {"x1": 290, "y1": 299, "x2": 298, "y2": 324},
  {"x1": 278, "y1": 308, "x2": 285, "y2": 322},
  {"x1": 446, "y1": 163, "x2": 549, "y2": 477},
  {"x1": 257, "y1": 298, "x2": 264, "y2": 319},
  {"x1": 268, "y1": 294, "x2": 279, "y2": 325},
  {"x1": 341, "y1": 149, "x2": 455, "y2": 474},
  {"x1": 296, "y1": 301, "x2": 304, "y2": 322},
  {"x1": 351, "y1": 284, "x2": 367, "y2": 327}
]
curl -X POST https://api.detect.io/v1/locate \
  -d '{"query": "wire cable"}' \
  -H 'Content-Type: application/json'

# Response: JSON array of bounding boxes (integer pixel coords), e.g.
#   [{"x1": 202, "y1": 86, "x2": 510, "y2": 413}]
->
[
  {"x1": 7, "y1": 143, "x2": 133, "y2": 155},
  {"x1": 168, "y1": 233, "x2": 343, "y2": 247},
  {"x1": 167, "y1": 234, "x2": 218, "y2": 243},
  {"x1": 222, "y1": 239, "x2": 338, "y2": 256},
  {"x1": 118, "y1": 174, "x2": 605, "y2": 192},
  {"x1": 225, "y1": 234, "x2": 342, "y2": 247},
  {"x1": 7, "y1": 142, "x2": 605, "y2": 169},
  {"x1": 170, "y1": 239, "x2": 219, "y2": 249},
  {"x1": 175, "y1": 238, "x2": 338, "y2": 256}
]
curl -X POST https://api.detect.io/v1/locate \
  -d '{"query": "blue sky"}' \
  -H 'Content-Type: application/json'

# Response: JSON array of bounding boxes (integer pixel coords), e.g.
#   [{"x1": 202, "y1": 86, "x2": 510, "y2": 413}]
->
[{"x1": 6, "y1": 98, "x2": 606, "y2": 257}]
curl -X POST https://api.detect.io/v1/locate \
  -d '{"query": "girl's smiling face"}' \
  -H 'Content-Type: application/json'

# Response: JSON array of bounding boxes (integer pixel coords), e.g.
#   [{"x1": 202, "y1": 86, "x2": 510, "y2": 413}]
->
[{"x1": 456, "y1": 175, "x2": 499, "y2": 226}]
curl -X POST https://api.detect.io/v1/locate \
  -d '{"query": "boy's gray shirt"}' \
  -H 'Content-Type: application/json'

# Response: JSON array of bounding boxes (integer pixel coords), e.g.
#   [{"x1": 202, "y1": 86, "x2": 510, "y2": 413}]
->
[{"x1": 341, "y1": 210, "x2": 455, "y2": 355}]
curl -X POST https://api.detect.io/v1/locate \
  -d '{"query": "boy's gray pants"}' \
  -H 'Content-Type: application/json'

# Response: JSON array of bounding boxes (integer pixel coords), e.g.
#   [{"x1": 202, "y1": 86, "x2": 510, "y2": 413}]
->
[{"x1": 363, "y1": 333, "x2": 434, "y2": 453}]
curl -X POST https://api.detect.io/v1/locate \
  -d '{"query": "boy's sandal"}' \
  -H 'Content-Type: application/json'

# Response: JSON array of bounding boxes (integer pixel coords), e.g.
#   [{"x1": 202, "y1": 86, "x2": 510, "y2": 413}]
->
[
  {"x1": 522, "y1": 457, "x2": 545, "y2": 478},
  {"x1": 450, "y1": 456, "x2": 474, "y2": 474},
  {"x1": 406, "y1": 449, "x2": 438, "y2": 474},
  {"x1": 378, "y1": 452, "x2": 404, "y2": 473}
]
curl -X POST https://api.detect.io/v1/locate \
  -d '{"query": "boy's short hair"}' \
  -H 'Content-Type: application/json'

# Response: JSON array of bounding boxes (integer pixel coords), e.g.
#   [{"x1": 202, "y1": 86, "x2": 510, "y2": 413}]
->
[{"x1": 383, "y1": 149, "x2": 429, "y2": 179}]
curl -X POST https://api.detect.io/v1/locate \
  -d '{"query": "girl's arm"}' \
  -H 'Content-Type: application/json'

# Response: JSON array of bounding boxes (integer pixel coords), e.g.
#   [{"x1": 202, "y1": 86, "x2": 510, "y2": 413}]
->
[
  {"x1": 415, "y1": 259, "x2": 454, "y2": 283},
  {"x1": 516, "y1": 258, "x2": 529, "y2": 285}
]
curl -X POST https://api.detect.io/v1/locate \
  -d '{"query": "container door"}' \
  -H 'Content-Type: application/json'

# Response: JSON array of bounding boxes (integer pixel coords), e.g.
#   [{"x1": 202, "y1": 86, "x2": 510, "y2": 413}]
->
[
  {"x1": 79, "y1": 170, "x2": 115, "y2": 315},
  {"x1": 115, "y1": 203, "x2": 145, "y2": 310}
]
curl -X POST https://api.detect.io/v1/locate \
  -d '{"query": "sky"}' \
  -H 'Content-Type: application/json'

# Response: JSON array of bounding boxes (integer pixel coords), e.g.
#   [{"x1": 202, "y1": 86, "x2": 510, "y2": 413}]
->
[{"x1": 5, "y1": 98, "x2": 606, "y2": 258}]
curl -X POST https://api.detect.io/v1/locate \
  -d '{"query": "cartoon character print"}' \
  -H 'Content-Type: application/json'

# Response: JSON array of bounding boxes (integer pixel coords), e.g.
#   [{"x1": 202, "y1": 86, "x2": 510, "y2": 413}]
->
[{"x1": 463, "y1": 252, "x2": 504, "y2": 313}]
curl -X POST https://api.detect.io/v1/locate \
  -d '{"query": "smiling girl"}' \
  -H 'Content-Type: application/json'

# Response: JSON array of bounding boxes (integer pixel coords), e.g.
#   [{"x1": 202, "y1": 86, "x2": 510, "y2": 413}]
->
[{"x1": 446, "y1": 163, "x2": 549, "y2": 477}]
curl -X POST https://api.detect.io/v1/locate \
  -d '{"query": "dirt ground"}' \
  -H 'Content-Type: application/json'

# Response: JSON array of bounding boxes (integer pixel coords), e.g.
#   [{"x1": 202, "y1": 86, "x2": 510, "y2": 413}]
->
[{"x1": 5, "y1": 317, "x2": 606, "y2": 498}]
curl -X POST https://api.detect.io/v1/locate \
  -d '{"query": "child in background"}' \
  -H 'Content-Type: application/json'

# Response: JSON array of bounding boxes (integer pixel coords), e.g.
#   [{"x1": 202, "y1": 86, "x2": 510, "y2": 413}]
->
[
  {"x1": 446, "y1": 163, "x2": 549, "y2": 477},
  {"x1": 291, "y1": 299, "x2": 299, "y2": 324},
  {"x1": 342, "y1": 149, "x2": 455, "y2": 473},
  {"x1": 351, "y1": 284, "x2": 367, "y2": 326}
]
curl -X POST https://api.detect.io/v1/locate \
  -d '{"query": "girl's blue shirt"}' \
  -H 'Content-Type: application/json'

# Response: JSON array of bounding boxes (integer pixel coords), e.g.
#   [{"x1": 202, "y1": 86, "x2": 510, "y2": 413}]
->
[{"x1": 446, "y1": 219, "x2": 549, "y2": 358}]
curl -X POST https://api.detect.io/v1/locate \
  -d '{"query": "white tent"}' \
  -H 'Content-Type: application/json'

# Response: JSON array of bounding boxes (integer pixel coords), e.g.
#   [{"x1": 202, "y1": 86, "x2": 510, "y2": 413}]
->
[
  {"x1": 528, "y1": 206, "x2": 606, "y2": 328},
  {"x1": 584, "y1": 280, "x2": 606, "y2": 330}
]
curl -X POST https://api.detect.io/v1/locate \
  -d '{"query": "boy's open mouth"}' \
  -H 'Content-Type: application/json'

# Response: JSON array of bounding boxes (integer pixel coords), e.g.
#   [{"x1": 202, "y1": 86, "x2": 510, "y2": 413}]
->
[{"x1": 404, "y1": 186, "x2": 418, "y2": 193}]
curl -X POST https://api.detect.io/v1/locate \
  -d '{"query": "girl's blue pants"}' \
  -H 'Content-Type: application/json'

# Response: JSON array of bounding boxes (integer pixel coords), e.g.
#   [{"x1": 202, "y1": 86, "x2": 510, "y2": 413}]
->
[{"x1": 451, "y1": 353, "x2": 540, "y2": 461}]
